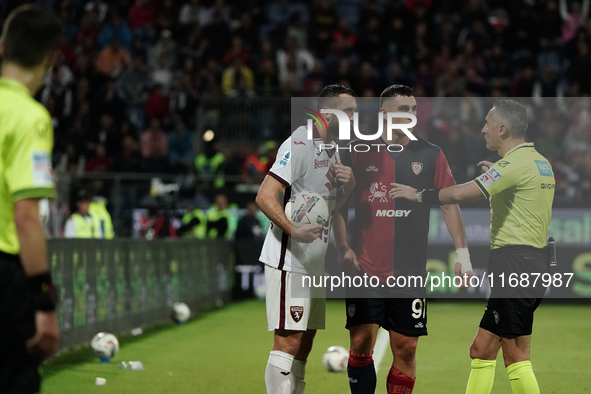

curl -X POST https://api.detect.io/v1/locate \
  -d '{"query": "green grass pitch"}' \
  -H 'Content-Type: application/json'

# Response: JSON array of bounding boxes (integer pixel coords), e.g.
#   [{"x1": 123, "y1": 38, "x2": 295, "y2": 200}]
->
[{"x1": 42, "y1": 300, "x2": 591, "y2": 393}]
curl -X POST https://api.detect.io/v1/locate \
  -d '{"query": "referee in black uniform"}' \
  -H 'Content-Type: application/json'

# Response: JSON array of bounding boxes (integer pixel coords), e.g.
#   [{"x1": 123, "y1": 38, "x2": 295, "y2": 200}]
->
[{"x1": 0, "y1": 6, "x2": 62, "y2": 393}]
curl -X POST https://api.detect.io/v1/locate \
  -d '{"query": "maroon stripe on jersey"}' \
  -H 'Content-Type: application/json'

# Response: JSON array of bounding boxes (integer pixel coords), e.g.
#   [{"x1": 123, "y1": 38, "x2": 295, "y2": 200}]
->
[
  {"x1": 279, "y1": 270, "x2": 287, "y2": 329},
  {"x1": 278, "y1": 185, "x2": 291, "y2": 270},
  {"x1": 269, "y1": 171, "x2": 289, "y2": 188}
]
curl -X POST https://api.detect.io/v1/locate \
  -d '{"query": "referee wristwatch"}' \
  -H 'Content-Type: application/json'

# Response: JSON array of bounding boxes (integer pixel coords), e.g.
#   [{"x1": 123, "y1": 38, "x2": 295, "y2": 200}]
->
[{"x1": 416, "y1": 189, "x2": 425, "y2": 203}]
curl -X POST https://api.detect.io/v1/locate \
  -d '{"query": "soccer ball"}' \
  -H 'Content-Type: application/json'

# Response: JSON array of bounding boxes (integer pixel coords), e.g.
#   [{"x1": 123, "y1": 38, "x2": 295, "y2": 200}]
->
[
  {"x1": 284, "y1": 191, "x2": 329, "y2": 230},
  {"x1": 172, "y1": 302, "x2": 191, "y2": 323},
  {"x1": 322, "y1": 345, "x2": 349, "y2": 372},
  {"x1": 91, "y1": 332, "x2": 119, "y2": 359}
]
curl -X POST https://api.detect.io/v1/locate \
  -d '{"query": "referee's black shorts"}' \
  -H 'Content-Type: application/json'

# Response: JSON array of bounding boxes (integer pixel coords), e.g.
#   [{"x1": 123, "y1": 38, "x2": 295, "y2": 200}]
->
[
  {"x1": 479, "y1": 245, "x2": 548, "y2": 338},
  {"x1": 0, "y1": 251, "x2": 41, "y2": 394}
]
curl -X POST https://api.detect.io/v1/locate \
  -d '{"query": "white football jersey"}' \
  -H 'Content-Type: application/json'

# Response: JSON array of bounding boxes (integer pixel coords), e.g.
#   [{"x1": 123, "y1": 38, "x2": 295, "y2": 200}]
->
[{"x1": 259, "y1": 125, "x2": 339, "y2": 276}]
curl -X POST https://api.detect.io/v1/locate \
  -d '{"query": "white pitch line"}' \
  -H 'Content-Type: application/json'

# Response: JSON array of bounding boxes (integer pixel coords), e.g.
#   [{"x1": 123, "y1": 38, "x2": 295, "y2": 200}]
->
[{"x1": 373, "y1": 328, "x2": 390, "y2": 373}]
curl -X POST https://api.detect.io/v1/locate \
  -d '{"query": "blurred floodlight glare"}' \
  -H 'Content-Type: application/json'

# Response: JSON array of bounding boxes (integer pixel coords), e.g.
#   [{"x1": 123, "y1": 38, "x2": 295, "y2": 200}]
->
[{"x1": 203, "y1": 130, "x2": 214, "y2": 142}]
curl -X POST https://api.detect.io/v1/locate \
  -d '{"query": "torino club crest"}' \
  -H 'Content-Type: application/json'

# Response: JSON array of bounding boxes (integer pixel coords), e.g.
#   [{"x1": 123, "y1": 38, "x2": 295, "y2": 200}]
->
[
  {"x1": 412, "y1": 162, "x2": 423, "y2": 175},
  {"x1": 290, "y1": 306, "x2": 304, "y2": 323}
]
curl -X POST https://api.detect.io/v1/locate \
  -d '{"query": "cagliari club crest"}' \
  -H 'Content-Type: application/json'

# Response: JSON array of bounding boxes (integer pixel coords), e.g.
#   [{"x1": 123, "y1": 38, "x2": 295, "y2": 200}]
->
[
  {"x1": 347, "y1": 304, "x2": 356, "y2": 318},
  {"x1": 412, "y1": 162, "x2": 423, "y2": 175},
  {"x1": 290, "y1": 306, "x2": 304, "y2": 323}
]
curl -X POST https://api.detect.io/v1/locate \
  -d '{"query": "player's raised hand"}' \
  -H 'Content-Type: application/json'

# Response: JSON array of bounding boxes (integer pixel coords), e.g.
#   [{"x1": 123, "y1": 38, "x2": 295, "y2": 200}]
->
[
  {"x1": 291, "y1": 224, "x2": 323, "y2": 243},
  {"x1": 332, "y1": 161, "x2": 355, "y2": 190},
  {"x1": 389, "y1": 183, "x2": 417, "y2": 201},
  {"x1": 27, "y1": 310, "x2": 60, "y2": 361},
  {"x1": 338, "y1": 247, "x2": 362, "y2": 277},
  {"x1": 477, "y1": 160, "x2": 494, "y2": 173}
]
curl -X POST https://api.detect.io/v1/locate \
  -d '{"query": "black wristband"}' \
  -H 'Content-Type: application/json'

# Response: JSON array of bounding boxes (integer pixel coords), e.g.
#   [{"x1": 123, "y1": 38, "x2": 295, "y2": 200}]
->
[
  {"x1": 28, "y1": 272, "x2": 58, "y2": 311},
  {"x1": 421, "y1": 188, "x2": 442, "y2": 205}
]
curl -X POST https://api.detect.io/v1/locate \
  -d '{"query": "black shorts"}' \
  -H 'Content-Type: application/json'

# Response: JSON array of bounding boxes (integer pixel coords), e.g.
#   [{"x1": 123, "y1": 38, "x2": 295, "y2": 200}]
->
[
  {"x1": 479, "y1": 246, "x2": 547, "y2": 337},
  {"x1": 345, "y1": 297, "x2": 428, "y2": 337},
  {"x1": 0, "y1": 252, "x2": 40, "y2": 394}
]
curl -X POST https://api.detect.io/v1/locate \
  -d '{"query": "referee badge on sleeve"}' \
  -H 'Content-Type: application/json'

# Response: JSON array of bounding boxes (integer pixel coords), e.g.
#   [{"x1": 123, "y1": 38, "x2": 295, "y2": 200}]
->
[
  {"x1": 478, "y1": 168, "x2": 501, "y2": 188},
  {"x1": 32, "y1": 151, "x2": 53, "y2": 186}
]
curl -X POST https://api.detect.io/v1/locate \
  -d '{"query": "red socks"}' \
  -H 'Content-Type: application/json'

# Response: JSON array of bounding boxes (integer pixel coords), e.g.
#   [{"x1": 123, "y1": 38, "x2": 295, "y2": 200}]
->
[
  {"x1": 349, "y1": 350, "x2": 415, "y2": 394},
  {"x1": 386, "y1": 366, "x2": 416, "y2": 394},
  {"x1": 348, "y1": 349, "x2": 374, "y2": 368},
  {"x1": 348, "y1": 349, "x2": 377, "y2": 394}
]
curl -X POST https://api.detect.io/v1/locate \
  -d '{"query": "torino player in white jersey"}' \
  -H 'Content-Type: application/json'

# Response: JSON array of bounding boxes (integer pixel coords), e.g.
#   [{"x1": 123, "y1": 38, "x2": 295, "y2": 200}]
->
[{"x1": 257, "y1": 85, "x2": 357, "y2": 394}]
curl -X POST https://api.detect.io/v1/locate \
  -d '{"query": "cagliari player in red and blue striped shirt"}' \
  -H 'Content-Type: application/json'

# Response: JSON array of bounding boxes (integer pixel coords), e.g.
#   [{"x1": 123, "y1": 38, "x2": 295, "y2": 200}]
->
[{"x1": 333, "y1": 85, "x2": 473, "y2": 394}]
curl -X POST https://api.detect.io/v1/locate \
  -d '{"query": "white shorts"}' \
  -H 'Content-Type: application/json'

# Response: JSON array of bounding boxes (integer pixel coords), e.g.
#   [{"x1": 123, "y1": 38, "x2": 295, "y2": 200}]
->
[{"x1": 265, "y1": 265, "x2": 326, "y2": 332}]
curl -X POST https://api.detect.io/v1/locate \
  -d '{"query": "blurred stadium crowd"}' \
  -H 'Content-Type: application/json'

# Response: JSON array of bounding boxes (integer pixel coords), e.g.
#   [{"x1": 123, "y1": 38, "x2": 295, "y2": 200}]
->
[{"x1": 1, "y1": 0, "x2": 591, "y2": 205}]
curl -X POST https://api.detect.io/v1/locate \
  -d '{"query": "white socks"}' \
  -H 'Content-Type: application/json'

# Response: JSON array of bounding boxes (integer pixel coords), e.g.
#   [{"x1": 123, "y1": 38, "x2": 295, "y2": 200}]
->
[
  {"x1": 290, "y1": 359, "x2": 307, "y2": 394},
  {"x1": 265, "y1": 351, "x2": 309, "y2": 394},
  {"x1": 265, "y1": 351, "x2": 294, "y2": 394}
]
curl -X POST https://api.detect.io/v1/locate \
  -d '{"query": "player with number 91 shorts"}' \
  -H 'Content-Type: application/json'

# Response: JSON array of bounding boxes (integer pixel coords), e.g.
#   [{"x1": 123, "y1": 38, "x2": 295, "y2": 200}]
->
[{"x1": 333, "y1": 85, "x2": 472, "y2": 394}]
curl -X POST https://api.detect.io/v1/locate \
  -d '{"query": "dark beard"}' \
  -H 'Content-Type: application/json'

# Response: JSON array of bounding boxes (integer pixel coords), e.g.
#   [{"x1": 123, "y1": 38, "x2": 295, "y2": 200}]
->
[{"x1": 326, "y1": 118, "x2": 343, "y2": 141}]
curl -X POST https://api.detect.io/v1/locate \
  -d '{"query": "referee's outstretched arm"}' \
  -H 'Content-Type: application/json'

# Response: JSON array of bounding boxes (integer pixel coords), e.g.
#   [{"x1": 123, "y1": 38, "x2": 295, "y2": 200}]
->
[{"x1": 389, "y1": 181, "x2": 484, "y2": 205}]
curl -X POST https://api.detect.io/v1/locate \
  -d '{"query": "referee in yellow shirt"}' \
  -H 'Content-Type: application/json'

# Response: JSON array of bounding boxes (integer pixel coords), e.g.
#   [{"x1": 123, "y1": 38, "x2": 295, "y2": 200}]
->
[
  {"x1": 390, "y1": 99, "x2": 555, "y2": 394},
  {"x1": 0, "y1": 6, "x2": 62, "y2": 393}
]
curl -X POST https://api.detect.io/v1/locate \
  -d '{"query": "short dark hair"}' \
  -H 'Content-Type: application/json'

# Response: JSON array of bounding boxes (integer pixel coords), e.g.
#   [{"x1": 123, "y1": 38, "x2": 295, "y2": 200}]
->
[
  {"x1": 493, "y1": 99, "x2": 528, "y2": 139},
  {"x1": 379, "y1": 84, "x2": 414, "y2": 107},
  {"x1": 317, "y1": 84, "x2": 356, "y2": 111},
  {"x1": 76, "y1": 190, "x2": 91, "y2": 203},
  {"x1": 1, "y1": 5, "x2": 63, "y2": 68}
]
